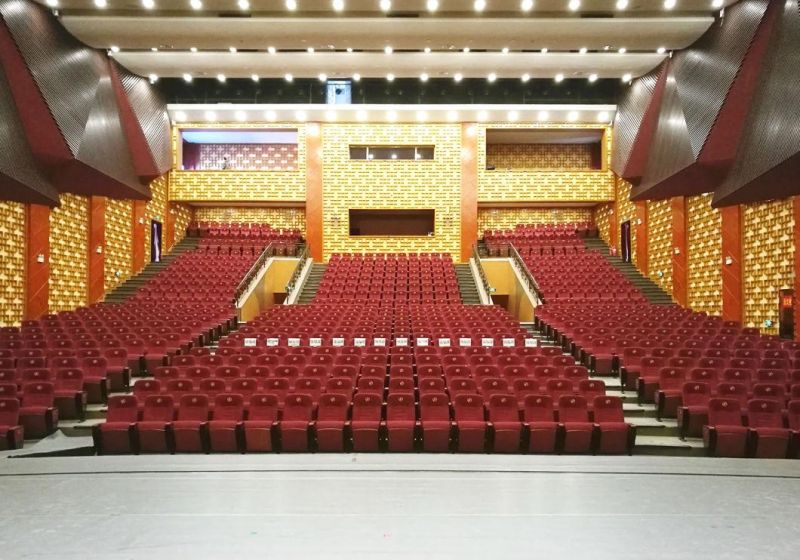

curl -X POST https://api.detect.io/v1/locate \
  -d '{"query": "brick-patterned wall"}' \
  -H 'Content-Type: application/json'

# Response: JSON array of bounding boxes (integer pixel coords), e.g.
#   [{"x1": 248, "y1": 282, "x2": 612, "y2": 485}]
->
[
  {"x1": 145, "y1": 175, "x2": 169, "y2": 262},
  {"x1": 616, "y1": 179, "x2": 637, "y2": 266},
  {"x1": 196, "y1": 143, "x2": 298, "y2": 171},
  {"x1": 687, "y1": 193, "x2": 722, "y2": 315},
  {"x1": 478, "y1": 207, "x2": 592, "y2": 233},
  {"x1": 49, "y1": 194, "x2": 88, "y2": 312},
  {"x1": 743, "y1": 198, "x2": 795, "y2": 333},
  {"x1": 170, "y1": 124, "x2": 306, "y2": 202},
  {"x1": 594, "y1": 203, "x2": 613, "y2": 247},
  {"x1": 322, "y1": 123, "x2": 461, "y2": 260},
  {"x1": 0, "y1": 201, "x2": 26, "y2": 327},
  {"x1": 171, "y1": 203, "x2": 193, "y2": 246},
  {"x1": 485, "y1": 144, "x2": 595, "y2": 170},
  {"x1": 194, "y1": 206, "x2": 306, "y2": 231},
  {"x1": 648, "y1": 199, "x2": 673, "y2": 297},
  {"x1": 104, "y1": 198, "x2": 133, "y2": 293},
  {"x1": 478, "y1": 124, "x2": 614, "y2": 203}
]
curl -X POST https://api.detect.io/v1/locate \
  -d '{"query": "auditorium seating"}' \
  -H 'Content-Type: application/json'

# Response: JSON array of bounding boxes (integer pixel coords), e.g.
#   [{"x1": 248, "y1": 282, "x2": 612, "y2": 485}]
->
[{"x1": 187, "y1": 221, "x2": 303, "y2": 255}]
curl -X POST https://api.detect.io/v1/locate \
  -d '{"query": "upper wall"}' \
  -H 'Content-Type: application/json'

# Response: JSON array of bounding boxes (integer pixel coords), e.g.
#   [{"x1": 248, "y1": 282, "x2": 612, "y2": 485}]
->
[
  {"x1": 194, "y1": 207, "x2": 306, "y2": 231},
  {"x1": 647, "y1": 198, "x2": 673, "y2": 297},
  {"x1": 0, "y1": 201, "x2": 26, "y2": 327},
  {"x1": 686, "y1": 193, "x2": 722, "y2": 315},
  {"x1": 478, "y1": 208, "x2": 592, "y2": 233},
  {"x1": 49, "y1": 193, "x2": 89, "y2": 313}
]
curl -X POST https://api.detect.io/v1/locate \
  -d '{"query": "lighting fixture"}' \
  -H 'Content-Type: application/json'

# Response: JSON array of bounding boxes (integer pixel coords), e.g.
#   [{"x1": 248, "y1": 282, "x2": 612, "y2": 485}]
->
[
  {"x1": 424, "y1": 47, "x2": 431, "y2": 54},
  {"x1": 447, "y1": 110, "x2": 459, "y2": 121},
  {"x1": 384, "y1": 45, "x2": 393, "y2": 55},
  {"x1": 487, "y1": 73, "x2": 497, "y2": 82},
  {"x1": 454, "y1": 73, "x2": 463, "y2": 82},
  {"x1": 380, "y1": 0, "x2": 391, "y2": 11},
  {"x1": 325, "y1": 109, "x2": 337, "y2": 121},
  {"x1": 622, "y1": 73, "x2": 632, "y2": 82},
  {"x1": 474, "y1": 0, "x2": 486, "y2": 11},
  {"x1": 318, "y1": 73, "x2": 328, "y2": 82},
  {"x1": 284, "y1": 73, "x2": 294, "y2": 82},
  {"x1": 142, "y1": 0, "x2": 155, "y2": 8},
  {"x1": 94, "y1": 0, "x2": 107, "y2": 7},
  {"x1": 229, "y1": 46, "x2": 237, "y2": 53},
  {"x1": 568, "y1": 0, "x2": 580, "y2": 10},
  {"x1": 46, "y1": 0, "x2": 58, "y2": 6},
  {"x1": 554, "y1": 73, "x2": 564, "y2": 82},
  {"x1": 295, "y1": 110, "x2": 307, "y2": 121},
  {"x1": 216, "y1": 74, "x2": 226, "y2": 83},
  {"x1": 110, "y1": 45, "x2": 120, "y2": 53},
  {"x1": 204, "y1": 111, "x2": 216, "y2": 121},
  {"x1": 502, "y1": 47, "x2": 509, "y2": 54},
  {"x1": 386, "y1": 109, "x2": 397, "y2": 121},
  {"x1": 657, "y1": 47, "x2": 666, "y2": 54},
  {"x1": 588, "y1": 73, "x2": 598, "y2": 82},
  {"x1": 174, "y1": 111, "x2": 187, "y2": 122},
  {"x1": 235, "y1": 110, "x2": 247, "y2": 122},
  {"x1": 268, "y1": 46, "x2": 277, "y2": 54},
  {"x1": 346, "y1": 47, "x2": 354, "y2": 53},
  {"x1": 416, "y1": 110, "x2": 427, "y2": 122},
  {"x1": 541, "y1": 47, "x2": 548, "y2": 54},
  {"x1": 616, "y1": 0, "x2": 628, "y2": 8},
  {"x1": 307, "y1": 47, "x2": 315, "y2": 53},
  {"x1": 463, "y1": 47, "x2": 470, "y2": 53},
  {"x1": 420, "y1": 73, "x2": 429, "y2": 82},
  {"x1": 521, "y1": 0, "x2": 533, "y2": 11},
  {"x1": 353, "y1": 73, "x2": 361, "y2": 81},
  {"x1": 190, "y1": 0, "x2": 202, "y2": 9},
  {"x1": 521, "y1": 73, "x2": 530, "y2": 82},
  {"x1": 286, "y1": 0, "x2": 297, "y2": 9},
  {"x1": 332, "y1": 0, "x2": 344, "y2": 11},
  {"x1": 597, "y1": 111, "x2": 610, "y2": 122},
  {"x1": 386, "y1": 73, "x2": 395, "y2": 81},
  {"x1": 426, "y1": 0, "x2": 438, "y2": 11},
  {"x1": 618, "y1": 47, "x2": 627, "y2": 54},
  {"x1": 537, "y1": 110, "x2": 549, "y2": 121},
  {"x1": 190, "y1": 47, "x2": 198, "y2": 53},
  {"x1": 567, "y1": 111, "x2": 578, "y2": 121},
  {"x1": 579, "y1": 47, "x2": 587, "y2": 54},
  {"x1": 182, "y1": 73, "x2": 193, "y2": 82},
  {"x1": 238, "y1": 0, "x2": 250, "y2": 9},
  {"x1": 711, "y1": 0, "x2": 723, "y2": 6},
  {"x1": 151, "y1": 47, "x2": 158, "y2": 52},
  {"x1": 477, "y1": 110, "x2": 488, "y2": 121},
  {"x1": 507, "y1": 110, "x2": 519, "y2": 121},
  {"x1": 148, "y1": 73, "x2": 158, "y2": 83},
  {"x1": 664, "y1": 0, "x2": 676, "y2": 8},
  {"x1": 265, "y1": 110, "x2": 277, "y2": 121},
  {"x1": 251, "y1": 74, "x2": 259, "y2": 82},
  {"x1": 357, "y1": 109, "x2": 368, "y2": 121}
]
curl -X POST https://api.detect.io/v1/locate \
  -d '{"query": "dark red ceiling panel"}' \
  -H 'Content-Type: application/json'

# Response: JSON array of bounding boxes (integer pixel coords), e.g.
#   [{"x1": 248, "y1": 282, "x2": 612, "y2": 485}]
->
[
  {"x1": 712, "y1": 0, "x2": 800, "y2": 207},
  {"x1": 611, "y1": 61, "x2": 668, "y2": 184},
  {"x1": 631, "y1": 0, "x2": 770, "y2": 201}
]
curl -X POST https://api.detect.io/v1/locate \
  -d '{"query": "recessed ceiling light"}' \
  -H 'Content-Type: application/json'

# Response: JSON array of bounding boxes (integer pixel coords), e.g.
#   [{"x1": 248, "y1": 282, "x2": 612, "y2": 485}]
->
[
  {"x1": 618, "y1": 47, "x2": 627, "y2": 54},
  {"x1": 190, "y1": 47, "x2": 198, "y2": 53},
  {"x1": 318, "y1": 73, "x2": 328, "y2": 81},
  {"x1": 94, "y1": 0, "x2": 107, "y2": 7},
  {"x1": 229, "y1": 46, "x2": 237, "y2": 53},
  {"x1": 174, "y1": 111, "x2": 187, "y2": 122},
  {"x1": 110, "y1": 45, "x2": 120, "y2": 53},
  {"x1": 579, "y1": 47, "x2": 587, "y2": 54},
  {"x1": 251, "y1": 74, "x2": 259, "y2": 82},
  {"x1": 537, "y1": 110, "x2": 549, "y2": 121},
  {"x1": 357, "y1": 109, "x2": 368, "y2": 121},
  {"x1": 151, "y1": 47, "x2": 158, "y2": 52},
  {"x1": 332, "y1": 0, "x2": 344, "y2": 11},
  {"x1": 190, "y1": 0, "x2": 202, "y2": 9},
  {"x1": 487, "y1": 73, "x2": 497, "y2": 82},
  {"x1": 541, "y1": 47, "x2": 548, "y2": 54},
  {"x1": 325, "y1": 109, "x2": 337, "y2": 121},
  {"x1": 217, "y1": 74, "x2": 226, "y2": 82},
  {"x1": 284, "y1": 73, "x2": 293, "y2": 82},
  {"x1": 386, "y1": 73, "x2": 395, "y2": 81},
  {"x1": 235, "y1": 111, "x2": 247, "y2": 122},
  {"x1": 597, "y1": 111, "x2": 610, "y2": 122},
  {"x1": 142, "y1": 0, "x2": 155, "y2": 8},
  {"x1": 463, "y1": 47, "x2": 470, "y2": 53},
  {"x1": 474, "y1": 0, "x2": 486, "y2": 12},
  {"x1": 204, "y1": 111, "x2": 216, "y2": 121},
  {"x1": 286, "y1": 0, "x2": 297, "y2": 9},
  {"x1": 386, "y1": 109, "x2": 397, "y2": 121},
  {"x1": 521, "y1": 73, "x2": 530, "y2": 82},
  {"x1": 477, "y1": 110, "x2": 488, "y2": 121},
  {"x1": 307, "y1": 47, "x2": 315, "y2": 53},
  {"x1": 384, "y1": 45, "x2": 393, "y2": 55},
  {"x1": 424, "y1": 47, "x2": 431, "y2": 54},
  {"x1": 711, "y1": 0, "x2": 723, "y2": 7},
  {"x1": 416, "y1": 110, "x2": 427, "y2": 121},
  {"x1": 664, "y1": 0, "x2": 676, "y2": 9},
  {"x1": 622, "y1": 72, "x2": 632, "y2": 82},
  {"x1": 588, "y1": 73, "x2": 598, "y2": 82},
  {"x1": 454, "y1": 73, "x2": 463, "y2": 82},
  {"x1": 238, "y1": 0, "x2": 250, "y2": 9},
  {"x1": 426, "y1": 0, "x2": 438, "y2": 11},
  {"x1": 148, "y1": 73, "x2": 158, "y2": 83},
  {"x1": 567, "y1": 110, "x2": 579, "y2": 121},
  {"x1": 615, "y1": 0, "x2": 628, "y2": 8},
  {"x1": 265, "y1": 110, "x2": 277, "y2": 121},
  {"x1": 521, "y1": 0, "x2": 533, "y2": 11},
  {"x1": 554, "y1": 73, "x2": 564, "y2": 82},
  {"x1": 447, "y1": 110, "x2": 459, "y2": 121},
  {"x1": 420, "y1": 73, "x2": 429, "y2": 82},
  {"x1": 46, "y1": 0, "x2": 59, "y2": 7},
  {"x1": 267, "y1": 46, "x2": 276, "y2": 54},
  {"x1": 353, "y1": 73, "x2": 361, "y2": 81},
  {"x1": 295, "y1": 110, "x2": 307, "y2": 121},
  {"x1": 502, "y1": 47, "x2": 509, "y2": 54},
  {"x1": 507, "y1": 110, "x2": 519, "y2": 121},
  {"x1": 182, "y1": 73, "x2": 193, "y2": 82},
  {"x1": 346, "y1": 47, "x2": 353, "y2": 53},
  {"x1": 568, "y1": 0, "x2": 580, "y2": 10},
  {"x1": 657, "y1": 47, "x2": 666, "y2": 54},
  {"x1": 380, "y1": 0, "x2": 391, "y2": 10}
]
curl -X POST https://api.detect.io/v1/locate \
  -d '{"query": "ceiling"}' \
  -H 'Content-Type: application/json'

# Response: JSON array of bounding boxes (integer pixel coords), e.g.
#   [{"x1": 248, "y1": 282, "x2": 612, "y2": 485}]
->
[{"x1": 43, "y1": 0, "x2": 736, "y2": 80}]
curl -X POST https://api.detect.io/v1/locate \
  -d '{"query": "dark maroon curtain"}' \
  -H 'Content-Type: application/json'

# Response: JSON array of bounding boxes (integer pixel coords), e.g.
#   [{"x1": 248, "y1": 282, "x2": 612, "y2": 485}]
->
[{"x1": 182, "y1": 142, "x2": 201, "y2": 170}]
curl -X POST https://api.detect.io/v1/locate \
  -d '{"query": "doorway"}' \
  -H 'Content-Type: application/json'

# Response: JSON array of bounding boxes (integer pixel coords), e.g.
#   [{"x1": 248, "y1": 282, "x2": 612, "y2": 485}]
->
[
  {"x1": 620, "y1": 220, "x2": 632, "y2": 263},
  {"x1": 151, "y1": 220, "x2": 163, "y2": 263}
]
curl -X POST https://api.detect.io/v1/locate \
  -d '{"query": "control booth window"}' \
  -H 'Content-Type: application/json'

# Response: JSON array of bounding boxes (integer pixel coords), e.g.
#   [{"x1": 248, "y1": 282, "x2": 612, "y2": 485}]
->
[{"x1": 350, "y1": 145, "x2": 435, "y2": 161}]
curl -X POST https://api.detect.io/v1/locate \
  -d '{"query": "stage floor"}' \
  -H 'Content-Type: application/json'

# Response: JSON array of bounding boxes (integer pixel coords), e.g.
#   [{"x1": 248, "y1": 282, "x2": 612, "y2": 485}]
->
[{"x1": 1, "y1": 455, "x2": 798, "y2": 559}]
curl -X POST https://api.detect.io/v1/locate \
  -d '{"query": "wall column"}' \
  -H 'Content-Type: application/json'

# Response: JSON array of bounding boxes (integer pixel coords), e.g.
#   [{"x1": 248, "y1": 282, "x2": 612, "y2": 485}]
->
[
  {"x1": 132, "y1": 200, "x2": 146, "y2": 273},
  {"x1": 88, "y1": 196, "x2": 106, "y2": 304},
  {"x1": 460, "y1": 123, "x2": 478, "y2": 262},
  {"x1": 608, "y1": 176, "x2": 620, "y2": 252},
  {"x1": 671, "y1": 196, "x2": 688, "y2": 307},
  {"x1": 721, "y1": 205, "x2": 744, "y2": 323},
  {"x1": 25, "y1": 204, "x2": 50, "y2": 320},
  {"x1": 794, "y1": 197, "x2": 800, "y2": 340},
  {"x1": 634, "y1": 200, "x2": 649, "y2": 275},
  {"x1": 306, "y1": 123, "x2": 324, "y2": 262}
]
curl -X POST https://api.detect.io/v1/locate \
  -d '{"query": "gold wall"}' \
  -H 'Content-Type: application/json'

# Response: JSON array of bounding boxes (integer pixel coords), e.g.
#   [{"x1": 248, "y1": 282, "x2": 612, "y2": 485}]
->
[
  {"x1": 616, "y1": 179, "x2": 637, "y2": 266},
  {"x1": 194, "y1": 206, "x2": 306, "y2": 231},
  {"x1": 485, "y1": 144, "x2": 595, "y2": 170},
  {"x1": 743, "y1": 198, "x2": 794, "y2": 333},
  {"x1": 321, "y1": 123, "x2": 461, "y2": 260},
  {"x1": 478, "y1": 207, "x2": 593, "y2": 233},
  {"x1": 594, "y1": 203, "x2": 613, "y2": 248},
  {"x1": 171, "y1": 202, "x2": 193, "y2": 246},
  {"x1": 477, "y1": 124, "x2": 614, "y2": 203},
  {"x1": 145, "y1": 175, "x2": 169, "y2": 262},
  {"x1": 0, "y1": 201, "x2": 26, "y2": 327},
  {"x1": 49, "y1": 194, "x2": 88, "y2": 312},
  {"x1": 647, "y1": 198, "x2": 673, "y2": 297},
  {"x1": 687, "y1": 194, "x2": 722, "y2": 315},
  {"x1": 104, "y1": 198, "x2": 133, "y2": 293},
  {"x1": 169, "y1": 123, "x2": 307, "y2": 202}
]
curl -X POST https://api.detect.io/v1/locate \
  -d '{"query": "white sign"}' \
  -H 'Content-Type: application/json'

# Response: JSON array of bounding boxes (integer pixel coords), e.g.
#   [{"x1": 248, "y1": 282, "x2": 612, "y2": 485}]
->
[
  {"x1": 373, "y1": 337, "x2": 386, "y2": 347},
  {"x1": 396, "y1": 337, "x2": 409, "y2": 347},
  {"x1": 354, "y1": 337, "x2": 367, "y2": 347},
  {"x1": 524, "y1": 338, "x2": 538, "y2": 348},
  {"x1": 416, "y1": 337, "x2": 429, "y2": 347},
  {"x1": 438, "y1": 338, "x2": 451, "y2": 347},
  {"x1": 309, "y1": 337, "x2": 322, "y2": 347},
  {"x1": 332, "y1": 337, "x2": 345, "y2": 347},
  {"x1": 481, "y1": 338, "x2": 494, "y2": 347},
  {"x1": 288, "y1": 338, "x2": 301, "y2": 347},
  {"x1": 502, "y1": 338, "x2": 515, "y2": 347},
  {"x1": 266, "y1": 338, "x2": 279, "y2": 347},
  {"x1": 459, "y1": 337, "x2": 472, "y2": 347},
  {"x1": 243, "y1": 338, "x2": 257, "y2": 347}
]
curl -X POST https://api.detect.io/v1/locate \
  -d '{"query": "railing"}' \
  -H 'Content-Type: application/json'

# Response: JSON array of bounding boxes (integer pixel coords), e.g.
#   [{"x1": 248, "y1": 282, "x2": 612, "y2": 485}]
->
[
  {"x1": 508, "y1": 244, "x2": 546, "y2": 305},
  {"x1": 232, "y1": 243, "x2": 276, "y2": 304},
  {"x1": 285, "y1": 244, "x2": 310, "y2": 297},
  {"x1": 472, "y1": 243, "x2": 493, "y2": 304}
]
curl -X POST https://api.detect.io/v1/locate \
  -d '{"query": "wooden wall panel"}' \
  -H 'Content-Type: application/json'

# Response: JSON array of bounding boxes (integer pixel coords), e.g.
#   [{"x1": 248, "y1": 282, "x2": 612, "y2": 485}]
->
[
  {"x1": 461, "y1": 123, "x2": 478, "y2": 262},
  {"x1": 721, "y1": 205, "x2": 744, "y2": 322},
  {"x1": 635, "y1": 201, "x2": 649, "y2": 275},
  {"x1": 88, "y1": 196, "x2": 105, "y2": 304},
  {"x1": 306, "y1": 123, "x2": 324, "y2": 261},
  {"x1": 25, "y1": 204, "x2": 49, "y2": 320},
  {"x1": 647, "y1": 199, "x2": 673, "y2": 296},
  {"x1": 671, "y1": 196, "x2": 689, "y2": 307},
  {"x1": 132, "y1": 200, "x2": 146, "y2": 273}
]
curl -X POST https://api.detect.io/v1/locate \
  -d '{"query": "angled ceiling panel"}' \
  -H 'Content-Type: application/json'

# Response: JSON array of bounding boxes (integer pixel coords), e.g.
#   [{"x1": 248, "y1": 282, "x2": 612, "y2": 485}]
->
[
  {"x1": 713, "y1": 0, "x2": 800, "y2": 207},
  {"x1": 0, "y1": 0, "x2": 149, "y2": 199},
  {"x1": 631, "y1": 0, "x2": 771, "y2": 201}
]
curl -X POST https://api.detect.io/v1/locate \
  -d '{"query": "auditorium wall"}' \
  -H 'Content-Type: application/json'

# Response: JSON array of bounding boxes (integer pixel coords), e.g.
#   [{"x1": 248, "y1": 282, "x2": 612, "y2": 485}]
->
[
  {"x1": 194, "y1": 207, "x2": 306, "y2": 231},
  {"x1": 687, "y1": 194, "x2": 722, "y2": 316},
  {"x1": 49, "y1": 194, "x2": 89, "y2": 313},
  {"x1": 477, "y1": 207, "x2": 593, "y2": 233},
  {"x1": 0, "y1": 201, "x2": 26, "y2": 327},
  {"x1": 647, "y1": 198, "x2": 673, "y2": 297},
  {"x1": 105, "y1": 198, "x2": 133, "y2": 293}
]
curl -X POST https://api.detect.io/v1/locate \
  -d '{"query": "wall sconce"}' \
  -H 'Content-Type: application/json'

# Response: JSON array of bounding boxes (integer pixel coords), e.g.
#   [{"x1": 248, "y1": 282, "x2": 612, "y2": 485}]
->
[
  {"x1": 115, "y1": 270, "x2": 122, "y2": 278},
  {"x1": 657, "y1": 270, "x2": 664, "y2": 278},
  {"x1": 636, "y1": 218, "x2": 643, "y2": 226},
  {"x1": 724, "y1": 256, "x2": 733, "y2": 265},
  {"x1": 673, "y1": 247, "x2": 681, "y2": 255},
  {"x1": 36, "y1": 254, "x2": 45, "y2": 264},
  {"x1": 96, "y1": 246, "x2": 103, "y2": 254},
  {"x1": 138, "y1": 217, "x2": 145, "y2": 225},
  {"x1": 764, "y1": 319, "x2": 773, "y2": 328}
]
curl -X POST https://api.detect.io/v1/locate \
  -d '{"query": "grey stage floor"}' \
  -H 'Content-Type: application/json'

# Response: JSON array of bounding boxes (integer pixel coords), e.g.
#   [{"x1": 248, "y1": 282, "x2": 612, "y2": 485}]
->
[{"x1": 0, "y1": 454, "x2": 798, "y2": 559}]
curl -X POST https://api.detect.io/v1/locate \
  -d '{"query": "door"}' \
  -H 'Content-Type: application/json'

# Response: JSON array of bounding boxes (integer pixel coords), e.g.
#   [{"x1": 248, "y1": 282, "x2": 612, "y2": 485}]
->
[
  {"x1": 151, "y1": 220, "x2": 163, "y2": 263},
  {"x1": 620, "y1": 220, "x2": 632, "y2": 263}
]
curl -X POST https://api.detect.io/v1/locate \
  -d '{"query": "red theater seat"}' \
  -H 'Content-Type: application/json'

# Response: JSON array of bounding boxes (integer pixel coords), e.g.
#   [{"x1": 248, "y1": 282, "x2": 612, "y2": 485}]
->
[
  {"x1": 243, "y1": 394, "x2": 279, "y2": 452},
  {"x1": 94, "y1": 395, "x2": 138, "y2": 454}
]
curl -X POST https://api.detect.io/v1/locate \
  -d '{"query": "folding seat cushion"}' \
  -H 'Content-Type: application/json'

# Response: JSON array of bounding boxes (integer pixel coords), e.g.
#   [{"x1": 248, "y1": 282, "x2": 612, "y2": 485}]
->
[
  {"x1": 703, "y1": 398, "x2": 747, "y2": 458},
  {"x1": 351, "y1": 392, "x2": 382, "y2": 452},
  {"x1": 558, "y1": 396, "x2": 594, "y2": 454},
  {"x1": 386, "y1": 392, "x2": 416, "y2": 452},
  {"x1": 420, "y1": 392, "x2": 451, "y2": 452},
  {"x1": 315, "y1": 393, "x2": 350, "y2": 452},
  {"x1": 137, "y1": 395, "x2": 175, "y2": 453},
  {"x1": 280, "y1": 393, "x2": 314, "y2": 452},
  {"x1": 94, "y1": 395, "x2": 139, "y2": 454},
  {"x1": 208, "y1": 394, "x2": 245, "y2": 453},
  {"x1": 19, "y1": 382, "x2": 59, "y2": 439},
  {"x1": 0, "y1": 398, "x2": 24, "y2": 450},
  {"x1": 523, "y1": 394, "x2": 558, "y2": 453},
  {"x1": 747, "y1": 399, "x2": 791, "y2": 459},
  {"x1": 172, "y1": 394, "x2": 210, "y2": 453},
  {"x1": 453, "y1": 394, "x2": 486, "y2": 453},
  {"x1": 677, "y1": 382, "x2": 712, "y2": 439},
  {"x1": 53, "y1": 369, "x2": 86, "y2": 420},
  {"x1": 593, "y1": 396, "x2": 634, "y2": 454}
]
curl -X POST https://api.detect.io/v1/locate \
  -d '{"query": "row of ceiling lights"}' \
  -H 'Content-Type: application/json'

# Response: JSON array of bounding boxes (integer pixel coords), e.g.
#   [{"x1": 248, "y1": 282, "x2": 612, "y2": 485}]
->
[
  {"x1": 119, "y1": 45, "x2": 666, "y2": 54},
  {"x1": 46, "y1": 0, "x2": 725, "y2": 10},
  {"x1": 173, "y1": 108, "x2": 612, "y2": 123}
]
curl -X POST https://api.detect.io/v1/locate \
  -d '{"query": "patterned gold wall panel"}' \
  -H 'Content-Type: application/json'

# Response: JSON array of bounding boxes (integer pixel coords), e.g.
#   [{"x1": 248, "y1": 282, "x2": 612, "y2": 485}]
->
[
  {"x1": 485, "y1": 144, "x2": 594, "y2": 170},
  {"x1": 322, "y1": 123, "x2": 461, "y2": 260},
  {"x1": 171, "y1": 202, "x2": 193, "y2": 245},
  {"x1": 647, "y1": 198, "x2": 673, "y2": 296},
  {"x1": 196, "y1": 143, "x2": 298, "y2": 171},
  {"x1": 594, "y1": 203, "x2": 613, "y2": 247},
  {"x1": 0, "y1": 201, "x2": 26, "y2": 327},
  {"x1": 104, "y1": 198, "x2": 133, "y2": 293},
  {"x1": 49, "y1": 194, "x2": 88, "y2": 312},
  {"x1": 616, "y1": 179, "x2": 637, "y2": 266},
  {"x1": 169, "y1": 123, "x2": 306, "y2": 202},
  {"x1": 194, "y1": 207, "x2": 306, "y2": 231},
  {"x1": 687, "y1": 193, "x2": 722, "y2": 315},
  {"x1": 743, "y1": 198, "x2": 794, "y2": 333},
  {"x1": 478, "y1": 207, "x2": 593, "y2": 232},
  {"x1": 144, "y1": 175, "x2": 169, "y2": 262},
  {"x1": 477, "y1": 124, "x2": 614, "y2": 203}
]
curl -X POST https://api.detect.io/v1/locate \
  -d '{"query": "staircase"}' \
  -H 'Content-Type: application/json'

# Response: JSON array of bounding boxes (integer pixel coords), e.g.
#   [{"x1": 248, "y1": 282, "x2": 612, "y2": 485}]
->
[
  {"x1": 296, "y1": 263, "x2": 327, "y2": 304},
  {"x1": 583, "y1": 237, "x2": 674, "y2": 305},
  {"x1": 455, "y1": 263, "x2": 482, "y2": 305},
  {"x1": 103, "y1": 237, "x2": 200, "y2": 304},
  {"x1": 476, "y1": 239, "x2": 490, "y2": 258}
]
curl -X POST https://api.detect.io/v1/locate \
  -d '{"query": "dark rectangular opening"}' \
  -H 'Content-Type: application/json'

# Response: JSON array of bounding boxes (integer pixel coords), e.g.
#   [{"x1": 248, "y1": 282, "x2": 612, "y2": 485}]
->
[{"x1": 349, "y1": 209, "x2": 435, "y2": 236}]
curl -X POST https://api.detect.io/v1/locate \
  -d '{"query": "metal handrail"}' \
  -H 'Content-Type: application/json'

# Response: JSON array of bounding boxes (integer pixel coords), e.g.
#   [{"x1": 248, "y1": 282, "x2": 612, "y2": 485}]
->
[
  {"x1": 232, "y1": 243, "x2": 276, "y2": 303},
  {"x1": 285, "y1": 244, "x2": 310, "y2": 295},
  {"x1": 471, "y1": 243, "x2": 493, "y2": 304},
  {"x1": 508, "y1": 244, "x2": 546, "y2": 305}
]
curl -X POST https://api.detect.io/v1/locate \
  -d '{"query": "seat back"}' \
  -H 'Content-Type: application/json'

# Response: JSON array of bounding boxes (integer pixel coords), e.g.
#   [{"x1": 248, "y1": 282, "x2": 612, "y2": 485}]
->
[
  {"x1": 420, "y1": 392, "x2": 450, "y2": 422},
  {"x1": 488, "y1": 394, "x2": 518, "y2": 422},
  {"x1": 386, "y1": 393, "x2": 415, "y2": 422},
  {"x1": 746, "y1": 398, "x2": 783, "y2": 429},
  {"x1": 558, "y1": 395, "x2": 589, "y2": 422},
  {"x1": 247, "y1": 394, "x2": 279, "y2": 421},
  {"x1": 22, "y1": 382, "x2": 55, "y2": 407},
  {"x1": 55, "y1": 368, "x2": 83, "y2": 391},
  {"x1": 142, "y1": 395, "x2": 175, "y2": 422},
  {"x1": 177, "y1": 394, "x2": 210, "y2": 421},
  {"x1": 592, "y1": 395, "x2": 625, "y2": 423},
  {"x1": 352, "y1": 392, "x2": 382, "y2": 422},
  {"x1": 523, "y1": 394, "x2": 555, "y2": 422},
  {"x1": 453, "y1": 393, "x2": 484, "y2": 422},
  {"x1": 213, "y1": 393, "x2": 245, "y2": 421},
  {"x1": 707, "y1": 398, "x2": 743, "y2": 427},
  {"x1": 0, "y1": 397, "x2": 20, "y2": 426},
  {"x1": 106, "y1": 395, "x2": 139, "y2": 423},
  {"x1": 317, "y1": 393, "x2": 349, "y2": 422},
  {"x1": 283, "y1": 393, "x2": 314, "y2": 422}
]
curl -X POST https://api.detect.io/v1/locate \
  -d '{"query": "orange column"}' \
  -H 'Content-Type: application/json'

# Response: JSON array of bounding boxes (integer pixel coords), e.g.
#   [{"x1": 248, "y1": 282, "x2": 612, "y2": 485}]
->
[
  {"x1": 721, "y1": 205, "x2": 744, "y2": 323},
  {"x1": 609, "y1": 176, "x2": 620, "y2": 251},
  {"x1": 306, "y1": 123, "x2": 324, "y2": 262},
  {"x1": 460, "y1": 123, "x2": 478, "y2": 262},
  {"x1": 165, "y1": 204, "x2": 176, "y2": 251},
  {"x1": 88, "y1": 196, "x2": 106, "y2": 304},
  {"x1": 671, "y1": 196, "x2": 688, "y2": 307},
  {"x1": 25, "y1": 204, "x2": 50, "y2": 320},
  {"x1": 132, "y1": 200, "x2": 147, "y2": 273},
  {"x1": 634, "y1": 200, "x2": 649, "y2": 275},
  {"x1": 794, "y1": 197, "x2": 800, "y2": 340}
]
